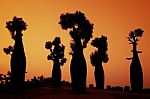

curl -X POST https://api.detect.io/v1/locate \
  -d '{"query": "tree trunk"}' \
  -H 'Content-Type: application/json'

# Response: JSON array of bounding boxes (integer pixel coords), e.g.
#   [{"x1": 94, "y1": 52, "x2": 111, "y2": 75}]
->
[
  {"x1": 52, "y1": 60, "x2": 61, "y2": 88},
  {"x1": 130, "y1": 53, "x2": 143, "y2": 92},
  {"x1": 130, "y1": 43, "x2": 143, "y2": 92},
  {"x1": 70, "y1": 43, "x2": 87, "y2": 93},
  {"x1": 95, "y1": 62, "x2": 104, "y2": 89},
  {"x1": 10, "y1": 33, "x2": 26, "y2": 92}
]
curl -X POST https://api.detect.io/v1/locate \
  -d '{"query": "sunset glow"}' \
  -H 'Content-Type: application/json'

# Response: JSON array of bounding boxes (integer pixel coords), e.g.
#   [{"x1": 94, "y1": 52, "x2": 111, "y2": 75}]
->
[{"x1": 0, "y1": 0, "x2": 150, "y2": 88}]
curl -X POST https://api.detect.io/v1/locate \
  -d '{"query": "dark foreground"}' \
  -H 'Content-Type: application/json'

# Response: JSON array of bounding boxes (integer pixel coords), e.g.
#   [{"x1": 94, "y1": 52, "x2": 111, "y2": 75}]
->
[{"x1": 0, "y1": 87, "x2": 150, "y2": 99}]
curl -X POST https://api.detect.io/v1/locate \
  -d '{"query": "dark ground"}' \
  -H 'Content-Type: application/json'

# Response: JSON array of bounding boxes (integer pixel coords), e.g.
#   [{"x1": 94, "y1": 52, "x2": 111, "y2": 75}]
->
[{"x1": 0, "y1": 87, "x2": 150, "y2": 99}]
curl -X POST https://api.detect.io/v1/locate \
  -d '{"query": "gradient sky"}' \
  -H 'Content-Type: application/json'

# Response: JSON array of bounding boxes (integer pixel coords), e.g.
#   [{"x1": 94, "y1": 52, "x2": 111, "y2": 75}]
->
[{"x1": 0, "y1": 0, "x2": 150, "y2": 88}]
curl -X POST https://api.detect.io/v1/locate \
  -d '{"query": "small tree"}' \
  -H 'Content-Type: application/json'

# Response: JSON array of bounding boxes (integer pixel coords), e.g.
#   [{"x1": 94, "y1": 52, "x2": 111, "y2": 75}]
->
[
  {"x1": 59, "y1": 11, "x2": 93, "y2": 93},
  {"x1": 4, "y1": 16, "x2": 27, "y2": 92},
  {"x1": 126, "y1": 28, "x2": 144, "y2": 92},
  {"x1": 90, "y1": 35, "x2": 108, "y2": 89},
  {"x1": 45, "y1": 37, "x2": 67, "y2": 88}
]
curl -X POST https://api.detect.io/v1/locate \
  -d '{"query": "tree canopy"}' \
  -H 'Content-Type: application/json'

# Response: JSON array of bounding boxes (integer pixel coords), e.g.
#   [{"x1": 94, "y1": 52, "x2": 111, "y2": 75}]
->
[
  {"x1": 127, "y1": 28, "x2": 144, "y2": 45},
  {"x1": 90, "y1": 35, "x2": 108, "y2": 66},
  {"x1": 45, "y1": 37, "x2": 67, "y2": 66},
  {"x1": 59, "y1": 11, "x2": 94, "y2": 48},
  {"x1": 6, "y1": 16, "x2": 27, "y2": 38}
]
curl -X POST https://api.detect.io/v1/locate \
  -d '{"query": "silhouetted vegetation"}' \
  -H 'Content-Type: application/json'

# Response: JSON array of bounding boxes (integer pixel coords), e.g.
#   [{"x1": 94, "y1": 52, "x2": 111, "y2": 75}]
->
[
  {"x1": 59, "y1": 11, "x2": 93, "y2": 93},
  {"x1": 106, "y1": 85, "x2": 130, "y2": 92},
  {"x1": 3, "y1": 46, "x2": 14, "y2": 55},
  {"x1": 45, "y1": 37, "x2": 67, "y2": 88},
  {"x1": 25, "y1": 76, "x2": 71, "y2": 89},
  {"x1": 124, "y1": 86, "x2": 130, "y2": 92},
  {"x1": 0, "y1": 71, "x2": 72, "y2": 92},
  {"x1": 61, "y1": 80, "x2": 71, "y2": 87},
  {"x1": 107, "y1": 85, "x2": 112, "y2": 90},
  {"x1": 4, "y1": 16, "x2": 27, "y2": 92},
  {"x1": 0, "y1": 12, "x2": 149, "y2": 97},
  {"x1": 25, "y1": 75, "x2": 52, "y2": 89},
  {"x1": 126, "y1": 28, "x2": 144, "y2": 93},
  {"x1": 90, "y1": 35, "x2": 108, "y2": 89},
  {"x1": 89, "y1": 84, "x2": 94, "y2": 89},
  {"x1": 0, "y1": 71, "x2": 11, "y2": 91}
]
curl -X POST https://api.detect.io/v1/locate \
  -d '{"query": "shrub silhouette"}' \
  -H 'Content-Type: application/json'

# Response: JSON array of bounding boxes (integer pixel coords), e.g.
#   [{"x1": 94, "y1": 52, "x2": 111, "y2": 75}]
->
[
  {"x1": 0, "y1": 71, "x2": 11, "y2": 91},
  {"x1": 90, "y1": 35, "x2": 108, "y2": 89},
  {"x1": 4, "y1": 16, "x2": 27, "y2": 92},
  {"x1": 59, "y1": 11, "x2": 93, "y2": 93},
  {"x1": 126, "y1": 28, "x2": 144, "y2": 92},
  {"x1": 45, "y1": 37, "x2": 67, "y2": 88}
]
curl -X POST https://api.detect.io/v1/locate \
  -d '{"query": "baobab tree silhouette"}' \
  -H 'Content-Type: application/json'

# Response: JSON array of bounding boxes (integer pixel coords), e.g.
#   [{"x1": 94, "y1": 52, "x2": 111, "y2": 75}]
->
[
  {"x1": 90, "y1": 35, "x2": 108, "y2": 89},
  {"x1": 59, "y1": 11, "x2": 93, "y2": 93},
  {"x1": 45, "y1": 37, "x2": 67, "y2": 88},
  {"x1": 4, "y1": 16, "x2": 27, "y2": 92},
  {"x1": 126, "y1": 28, "x2": 144, "y2": 92}
]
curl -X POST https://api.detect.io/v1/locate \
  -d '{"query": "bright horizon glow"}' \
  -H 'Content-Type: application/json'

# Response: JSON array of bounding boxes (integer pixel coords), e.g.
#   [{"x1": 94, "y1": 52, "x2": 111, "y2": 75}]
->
[{"x1": 0, "y1": 0, "x2": 150, "y2": 88}]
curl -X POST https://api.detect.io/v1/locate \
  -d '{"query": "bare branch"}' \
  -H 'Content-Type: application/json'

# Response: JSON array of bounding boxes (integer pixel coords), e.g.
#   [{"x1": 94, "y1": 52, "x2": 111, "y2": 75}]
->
[
  {"x1": 129, "y1": 43, "x2": 133, "y2": 44},
  {"x1": 126, "y1": 57, "x2": 133, "y2": 60},
  {"x1": 137, "y1": 51, "x2": 142, "y2": 53},
  {"x1": 128, "y1": 38, "x2": 134, "y2": 43}
]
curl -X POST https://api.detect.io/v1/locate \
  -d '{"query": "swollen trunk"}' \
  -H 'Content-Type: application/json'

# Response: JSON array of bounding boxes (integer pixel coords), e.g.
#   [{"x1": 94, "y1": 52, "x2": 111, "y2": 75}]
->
[
  {"x1": 130, "y1": 53, "x2": 143, "y2": 92},
  {"x1": 10, "y1": 34, "x2": 26, "y2": 91},
  {"x1": 95, "y1": 62, "x2": 104, "y2": 89},
  {"x1": 52, "y1": 60, "x2": 61, "y2": 88},
  {"x1": 70, "y1": 49, "x2": 87, "y2": 93}
]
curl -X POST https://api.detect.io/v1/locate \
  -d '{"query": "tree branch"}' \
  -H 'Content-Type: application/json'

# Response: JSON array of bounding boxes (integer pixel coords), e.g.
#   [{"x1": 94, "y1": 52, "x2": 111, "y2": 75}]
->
[{"x1": 126, "y1": 57, "x2": 133, "y2": 60}]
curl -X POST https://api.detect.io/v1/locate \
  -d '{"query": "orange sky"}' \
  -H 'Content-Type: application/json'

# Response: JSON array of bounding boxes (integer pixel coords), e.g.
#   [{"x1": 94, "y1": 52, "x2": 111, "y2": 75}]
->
[{"x1": 0, "y1": 0, "x2": 150, "y2": 88}]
